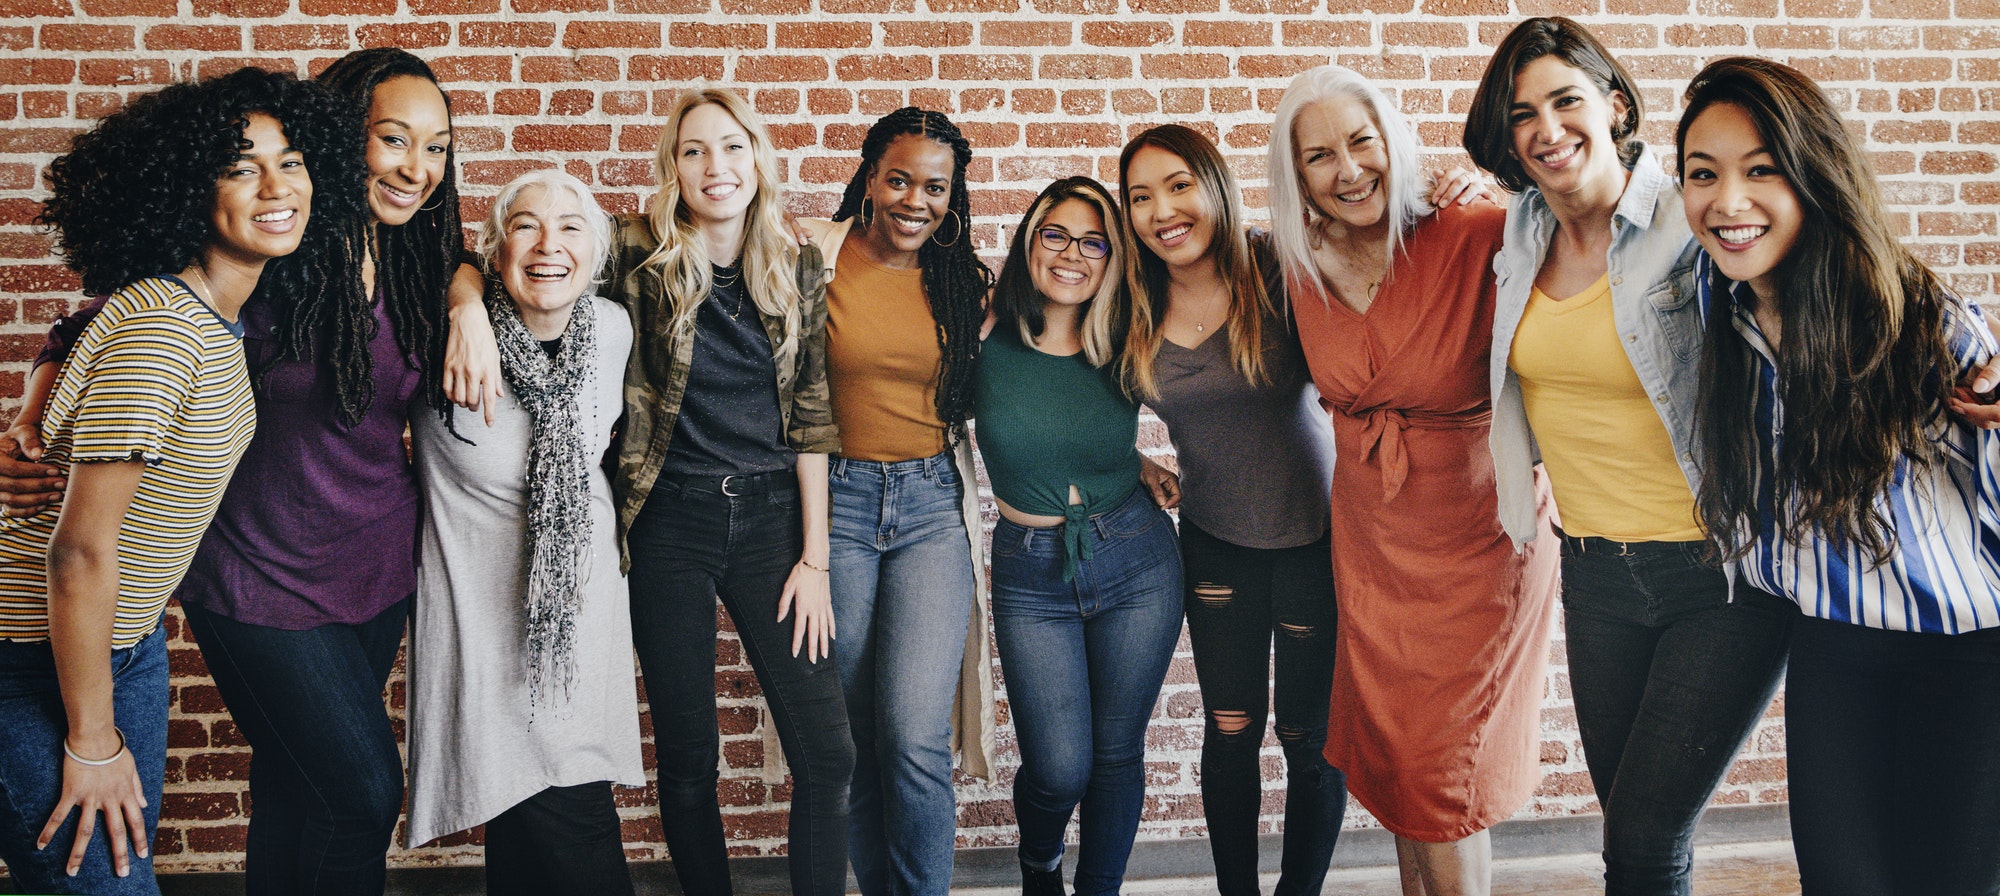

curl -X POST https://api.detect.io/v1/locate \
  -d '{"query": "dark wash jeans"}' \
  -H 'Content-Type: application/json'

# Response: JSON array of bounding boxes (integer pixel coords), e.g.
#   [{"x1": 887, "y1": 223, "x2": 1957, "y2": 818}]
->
[
  {"x1": 627, "y1": 472, "x2": 855, "y2": 896},
  {"x1": 1558, "y1": 535, "x2": 1791, "y2": 896},
  {"x1": 482, "y1": 781, "x2": 634, "y2": 896},
  {"x1": 990, "y1": 487, "x2": 1184, "y2": 896},
  {"x1": 1787, "y1": 617, "x2": 2000, "y2": 896},
  {"x1": 1180, "y1": 522, "x2": 1346, "y2": 896},
  {"x1": 0, "y1": 627, "x2": 167, "y2": 896},
  {"x1": 179, "y1": 598, "x2": 408, "y2": 896}
]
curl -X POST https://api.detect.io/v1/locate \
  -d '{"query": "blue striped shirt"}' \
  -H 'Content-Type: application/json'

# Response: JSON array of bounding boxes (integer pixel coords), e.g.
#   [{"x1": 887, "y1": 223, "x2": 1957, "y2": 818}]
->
[{"x1": 1695, "y1": 251, "x2": 2000, "y2": 633}]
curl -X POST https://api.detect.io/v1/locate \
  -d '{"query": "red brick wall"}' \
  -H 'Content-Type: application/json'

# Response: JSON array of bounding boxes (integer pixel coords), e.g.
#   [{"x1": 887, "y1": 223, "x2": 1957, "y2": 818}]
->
[{"x1": 3, "y1": 0, "x2": 1996, "y2": 873}]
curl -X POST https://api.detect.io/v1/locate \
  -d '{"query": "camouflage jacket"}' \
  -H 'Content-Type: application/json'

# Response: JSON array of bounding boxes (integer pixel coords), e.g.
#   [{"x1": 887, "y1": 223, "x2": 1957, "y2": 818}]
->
[{"x1": 606, "y1": 214, "x2": 838, "y2": 568}]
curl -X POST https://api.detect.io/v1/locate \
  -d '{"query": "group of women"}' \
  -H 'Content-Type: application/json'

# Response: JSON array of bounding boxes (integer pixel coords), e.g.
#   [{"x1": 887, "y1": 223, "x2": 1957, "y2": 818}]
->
[{"x1": 0, "y1": 14, "x2": 1996, "y2": 896}]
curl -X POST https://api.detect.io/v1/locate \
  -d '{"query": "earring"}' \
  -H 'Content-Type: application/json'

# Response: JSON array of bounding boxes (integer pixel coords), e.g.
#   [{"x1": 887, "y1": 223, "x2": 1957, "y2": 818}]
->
[
  {"x1": 929, "y1": 208, "x2": 963, "y2": 248},
  {"x1": 418, "y1": 192, "x2": 446, "y2": 212},
  {"x1": 859, "y1": 196, "x2": 875, "y2": 228}
]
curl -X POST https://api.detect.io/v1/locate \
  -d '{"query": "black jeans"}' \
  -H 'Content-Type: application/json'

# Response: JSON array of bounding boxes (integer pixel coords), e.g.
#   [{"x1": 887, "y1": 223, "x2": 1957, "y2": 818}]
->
[
  {"x1": 483, "y1": 782, "x2": 634, "y2": 896},
  {"x1": 1787, "y1": 616, "x2": 2000, "y2": 896},
  {"x1": 1181, "y1": 522, "x2": 1346, "y2": 896},
  {"x1": 179, "y1": 599, "x2": 409, "y2": 896},
  {"x1": 627, "y1": 472, "x2": 854, "y2": 896},
  {"x1": 1558, "y1": 535, "x2": 1791, "y2": 896}
]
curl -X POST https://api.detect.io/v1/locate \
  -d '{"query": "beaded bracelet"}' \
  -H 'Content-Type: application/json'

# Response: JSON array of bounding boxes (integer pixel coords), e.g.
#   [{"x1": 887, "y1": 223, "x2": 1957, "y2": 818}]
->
[
  {"x1": 797, "y1": 558, "x2": 829, "y2": 573},
  {"x1": 63, "y1": 727, "x2": 127, "y2": 767}
]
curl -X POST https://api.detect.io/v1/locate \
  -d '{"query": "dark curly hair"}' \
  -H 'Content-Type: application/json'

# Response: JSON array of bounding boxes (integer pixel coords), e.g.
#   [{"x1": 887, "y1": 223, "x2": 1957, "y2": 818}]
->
[
  {"x1": 834, "y1": 107, "x2": 992, "y2": 445},
  {"x1": 300, "y1": 48, "x2": 461, "y2": 426},
  {"x1": 39, "y1": 67, "x2": 366, "y2": 306}
]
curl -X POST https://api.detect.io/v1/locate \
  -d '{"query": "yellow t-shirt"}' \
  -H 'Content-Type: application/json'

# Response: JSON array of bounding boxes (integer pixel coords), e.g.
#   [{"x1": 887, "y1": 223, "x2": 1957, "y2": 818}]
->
[
  {"x1": 1510, "y1": 274, "x2": 1703, "y2": 541},
  {"x1": 824, "y1": 239, "x2": 949, "y2": 462}
]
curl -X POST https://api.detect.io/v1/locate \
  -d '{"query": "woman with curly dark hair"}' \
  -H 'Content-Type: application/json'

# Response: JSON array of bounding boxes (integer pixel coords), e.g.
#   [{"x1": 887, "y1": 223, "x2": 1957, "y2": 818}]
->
[
  {"x1": 0, "y1": 66, "x2": 352, "y2": 896},
  {"x1": 0, "y1": 48, "x2": 465, "y2": 895},
  {"x1": 789, "y1": 106, "x2": 995, "y2": 896},
  {"x1": 1678, "y1": 56, "x2": 2000, "y2": 896}
]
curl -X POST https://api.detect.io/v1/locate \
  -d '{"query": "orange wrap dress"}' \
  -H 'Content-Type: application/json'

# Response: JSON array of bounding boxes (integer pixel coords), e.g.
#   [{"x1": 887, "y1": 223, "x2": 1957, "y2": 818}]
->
[{"x1": 1291, "y1": 201, "x2": 1560, "y2": 842}]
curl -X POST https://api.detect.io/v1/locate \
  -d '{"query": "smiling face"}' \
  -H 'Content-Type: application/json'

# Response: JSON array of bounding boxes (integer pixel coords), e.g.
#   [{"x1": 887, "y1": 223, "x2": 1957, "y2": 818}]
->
[
  {"x1": 1293, "y1": 95, "x2": 1391, "y2": 232},
  {"x1": 209, "y1": 112, "x2": 312, "y2": 268},
  {"x1": 1124, "y1": 144, "x2": 1217, "y2": 272},
  {"x1": 497, "y1": 184, "x2": 593, "y2": 338},
  {"x1": 1681, "y1": 101, "x2": 1803, "y2": 304},
  {"x1": 1029, "y1": 198, "x2": 1111, "y2": 310},
  {"x1": 362, "y1": 75, "x2": 450, "y2": 228},
  {"x1": 1508, "y1": 55, "x2": 1631, "y2": 199},
  {"x1": 858, "y1": 133, "x2": 956, "y2": 267},
  {"x1": 674, "y1": 101, "x2": 758, "y2": 232}
]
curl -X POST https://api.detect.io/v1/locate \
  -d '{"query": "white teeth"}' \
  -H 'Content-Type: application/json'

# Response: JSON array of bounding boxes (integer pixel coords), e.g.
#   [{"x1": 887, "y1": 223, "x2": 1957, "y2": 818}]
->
[
  {"x1": 1051, "y1": 268, "x2": 1086, "y2": 283},
  {"x1": 1714, "y1": 226, "x2": 1767, "y2": 244},
  {"x1": 252, "y1": 209, "x2": 295, "y2": 223},
  {"x1": 1537, "y1": 144, "x2": 1579, "y2": 165},
  {"x1": 525, "y1": 264, "x2": 569, "y2": 279},
  {"x1": 1157, "y1": 224, "x2": 1190, "y2": 242},
  {"x1": 703, "y1": 184, "x2": 737, "y2": 198},
  {"x1": 891, "y1": 214, "x2": 927, "y2": 234},
  {"x1": 1336, "y1": 181, "x2": 1377, "y2": 203},
  {"x1": 380, "y1": 183, "x2": 416, "y2": 199}
]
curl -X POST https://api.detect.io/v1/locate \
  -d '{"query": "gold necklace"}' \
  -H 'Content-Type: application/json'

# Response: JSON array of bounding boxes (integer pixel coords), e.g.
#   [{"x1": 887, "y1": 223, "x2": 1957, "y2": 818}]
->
[{"x1": 185, "y1": 263, "x2": 214, "y2": 308}]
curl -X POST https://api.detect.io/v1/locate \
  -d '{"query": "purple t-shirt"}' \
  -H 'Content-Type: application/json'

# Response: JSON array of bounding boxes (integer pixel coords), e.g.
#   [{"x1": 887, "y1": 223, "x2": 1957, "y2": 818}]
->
[{"x1": 42, "y1": 295, "x2": 422, "y2": 629}]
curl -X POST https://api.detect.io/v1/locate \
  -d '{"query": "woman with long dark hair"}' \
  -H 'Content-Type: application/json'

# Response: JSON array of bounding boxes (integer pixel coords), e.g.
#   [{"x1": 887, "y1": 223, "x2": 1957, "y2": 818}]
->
[
  {"x1": 800, "y1": 107, "x2": 995, "y2": 896},
  {"x1": 1, "y1": 48, "x2": 464, "y2": 895},
  {"x1": 1679, "y1": 56, "x2": 2000, "y2": 896},
  {"x1": 0, "y1": 66, "x2": 357, "y2": 896}
]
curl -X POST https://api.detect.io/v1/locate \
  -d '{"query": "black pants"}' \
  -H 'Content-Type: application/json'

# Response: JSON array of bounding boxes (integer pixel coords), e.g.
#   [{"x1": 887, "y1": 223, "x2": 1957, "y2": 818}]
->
[
  {"x1": 483, "y1": 782, "x2": 634, "y2": 896},
  {"x1": 1787, "y1": 616, "x2": 2000, "y2": 896},
  {"x1": 627, "y1": 472, "x2": 854, "y2": 896},
  {"x1": 1181, "y1": 522, "x2": 1347, "y2": 896}
]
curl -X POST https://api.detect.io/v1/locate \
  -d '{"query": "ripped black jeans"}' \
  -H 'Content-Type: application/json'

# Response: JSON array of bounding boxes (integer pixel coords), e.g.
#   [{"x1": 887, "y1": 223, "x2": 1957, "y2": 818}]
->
[{"x1": 1181, "y1": 521, "x2": 1347, "y2": 896}]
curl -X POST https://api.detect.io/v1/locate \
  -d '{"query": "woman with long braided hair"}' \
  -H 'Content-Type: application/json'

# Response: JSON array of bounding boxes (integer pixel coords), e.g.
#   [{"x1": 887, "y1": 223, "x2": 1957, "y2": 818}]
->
[
  {"x1": 0, "y1": 48, "x2": 466, "y2": 895},
  {"x1": 786, "y1": 106, "x2": 994, "y2": 896}
]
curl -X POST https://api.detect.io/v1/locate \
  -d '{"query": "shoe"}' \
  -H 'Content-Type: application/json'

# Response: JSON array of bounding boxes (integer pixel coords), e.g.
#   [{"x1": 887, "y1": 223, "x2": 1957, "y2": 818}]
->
[{"x1": 1021, "y1": 860, "x2": 1066, "y2": 896}]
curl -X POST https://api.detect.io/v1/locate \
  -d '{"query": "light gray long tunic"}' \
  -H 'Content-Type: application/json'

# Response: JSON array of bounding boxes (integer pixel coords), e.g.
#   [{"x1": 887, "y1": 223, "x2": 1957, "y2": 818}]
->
[{"x1": 405, "y1": 296, "x2": 643, "y2": 846}]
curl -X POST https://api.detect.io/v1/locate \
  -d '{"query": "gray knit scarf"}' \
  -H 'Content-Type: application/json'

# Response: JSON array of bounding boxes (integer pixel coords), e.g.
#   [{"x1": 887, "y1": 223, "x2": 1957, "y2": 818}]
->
[{"x1": 486, "y1": 278, "x2": 598, "y2": 706}]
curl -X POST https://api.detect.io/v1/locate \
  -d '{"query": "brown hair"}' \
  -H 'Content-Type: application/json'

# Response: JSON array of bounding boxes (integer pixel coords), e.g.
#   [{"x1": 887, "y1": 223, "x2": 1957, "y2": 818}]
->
[{"x1": 1463, "y1": 16, "x2": 1644, "y2": 193}]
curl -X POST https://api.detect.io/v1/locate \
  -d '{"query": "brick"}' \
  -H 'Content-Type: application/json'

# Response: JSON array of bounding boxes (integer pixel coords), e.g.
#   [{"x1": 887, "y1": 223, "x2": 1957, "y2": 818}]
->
[
  {"x1": 0, "y1": 27, "x2": 26, "y2": 49},
  {"x1": 821, "y1": 0, "x2": 914, "y2": 10},
  {"x1": 983, "y1": 21, "x2": 1070, "y2": 46},
  {"x1": 1519, "y1": 0, "x2": 1596, "y2": 10},
  {"x1": 628, "y1": 54, "x2": 725, "y2": 82},
  {"x1": 163, "y1": 792, "x2": 240, "y2": 822},
  {"x1": 1899, "y1": 89, "x2": 1936, "y2": 113},
  {"x1": 1141, "y1": 53, "x2": 1229, "y2": 81},
  {"x1": 1874, "y1": 120, "x2": 1949, "y2": 144},
  {"x1": 1785, "y1": 0, "x2": 1857, "y2": 12},
  {"x1": 1872, "y1": 0, "x2": 1947, "y2": 15},
  {"x1": 1926, "y1": 25, "x2": 2000, "y2": 50},
  {"x1": 721, "y1": 0, "x2": 808, "y2": 11},
  {"x1": 856, "y1": 87, "x2": 901, "y2": 114},
  {"x1": 1840, "y1": 25, "x2": 1919, "y2": 49},
  {"x1": 494, "y1": 89, "x2": 538, "y2": 115},
  {"x1": 189, "y1": 0, "x2": 288, "y2": 15},
  {"x1": 1605, "y1": 0, "x2": 1684, "y2": 13},
  {"x1": 1082, "y1": 21, "x2": 1171, "y2": 47},
  {"x1": 513, "y1": 0, "x2": 603, "y2": 12},
  {"x1": 1030, "y1": 0, "x2": 1116, "y2": 10},
  {"x1": 459, "y1": 21, "x2": 553, "y2": 47},
  {"x1": 0, "y1": 126, "x2": 77, "y2": 153},
  {"x1": 1131, "y1": 0, "x2": 1219, "y2": 10},
  {"x1": 20, "y1": 89, "x2": 61, "y2": 118},
  {"x1": 1229, "y1": 0, "x2": 1314, "y2": 10},
  {"x1": 940, "y1": 54, "x2": 1031, "y2": 81},
  {"x1": 1209, "y1": 86, "x2": 1250, "y2": 112},
  {"x1": 252, "y1": 24, "x2": 349, "y2": 50},
  {"x1": 512, "y1": 124, "x2": 610, "y2": 152},
  {"x1": 1027, "y1": 122, "x2": 1120, "y2": 149},
  {"x1": 0, "y1": 59, "x2": 71, "y2": 84},
  {"x1": 1963, "y1": 122, "x2": 2000, "y2": 144},
  {"x1": 735, "y1": 55, "x2": 827, "y2": 82},
  {"x1": 1039, "y1": 54, "x2": 1130, "y2": 80},
  {"x1": 1923, "y1": 151, "x2": 1996, "y2": 175},
  {"x1": 1282, "y1": 20, "x2": 1368, "y2": 46},
  {"x1": 430, "y1": 54, "x2": 513, "y2": 82},
  {"x1": 357, "y1": 21, "x2": 448, "y2": 48},
  {"x1": 1875, "y1": 57, "x2": 1951, "y2": 82},
  {"x1": 929, "y1": 0, "x2": 1016, "y2": 9},
  {"x1": 955, "y1": 121, "x2": 1019, "y2": 149},
  {"x1": 835, "y1": 54, "x2": 931, "y2": 82},
  {"x1": 1384, "y1": 21, "x2": 1468, "y2": 46},
  {"x1": 1881, "y1": 181, "x2": 1954, "y2": 206},
  {"x1": 547, "y1": 88, "x2": 592, "y2": 115},
  {"x1": 521, "y1": 55, "x2": 617, "y2": 82},
  {"x1": 771, "y1": 22, "x2": 864, "y2": 48},
  {"x1": 464, "y1": 159, "x2": 556, "y2": 185},
  {"x1": 146, "y1": 25, "x2": 240, "y2": 51},
  {"x1": 0, "y1": 0, "x2": 69, "y2": 16},
  {"x1": 40, "y1": 23, "x2": 131, "y2": 50},
  {"x1": 884, "y1": 21, "x2": 969, "y2": 46},
  {"x1": 410, "y1": 0, "x2": 498, "y2": 13},
  {"x1": 69, "y1": 91, "x2": 119, "y2": 120},
  {"x1": 565, "y1": 21, "x2": 659, "y2": 48},
  {"x1": 1060, "y1": 88, "x2": 1105, "y2": 115},
  {"x1": 1185, "y1": 19, "x2": 1272, "y2": 45},
  {"x1": 1112, "y1": 87, "x2": 1158, "y2": 114},
  {"x1": 79, "y1": 0, "x2": 175, "y2": 13},
  {"x1": 1667, "y1": 23, "x2": 1746, "y2": 45}
]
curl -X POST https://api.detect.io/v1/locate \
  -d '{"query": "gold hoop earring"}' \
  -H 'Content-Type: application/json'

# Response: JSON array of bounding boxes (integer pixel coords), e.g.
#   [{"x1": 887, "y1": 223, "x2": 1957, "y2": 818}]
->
[
  {"x1": 418, "y1": 192, "x2": 446, "y2": 213},
  {"x1": 859, "y1": 196, "x2": 875, "y2": 228},
  {"x1": 929, "y1": 208, "x2": 963, "y2": 248}
]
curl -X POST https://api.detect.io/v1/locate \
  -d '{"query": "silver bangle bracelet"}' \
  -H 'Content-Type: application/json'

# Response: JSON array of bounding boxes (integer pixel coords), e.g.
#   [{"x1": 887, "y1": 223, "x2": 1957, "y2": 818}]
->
[{"x1": 63, "y1": 727, "x2": 127, "y2": 766}]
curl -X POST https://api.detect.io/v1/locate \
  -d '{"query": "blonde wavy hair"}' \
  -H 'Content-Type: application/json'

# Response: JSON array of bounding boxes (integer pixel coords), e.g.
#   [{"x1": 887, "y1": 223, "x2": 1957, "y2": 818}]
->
[{"x1": 640, "y1": 88, "x2": 801, "y2": 350}]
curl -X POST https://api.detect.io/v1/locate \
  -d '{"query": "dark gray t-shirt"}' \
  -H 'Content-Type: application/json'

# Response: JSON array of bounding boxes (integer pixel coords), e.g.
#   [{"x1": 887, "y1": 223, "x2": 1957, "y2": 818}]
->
[
  {"x1": 663, "y1": 274, "x2": 795, "y2": 476},
  {"x1": 1150, "y1": 317, "x2": 1334, "y2": 549}
]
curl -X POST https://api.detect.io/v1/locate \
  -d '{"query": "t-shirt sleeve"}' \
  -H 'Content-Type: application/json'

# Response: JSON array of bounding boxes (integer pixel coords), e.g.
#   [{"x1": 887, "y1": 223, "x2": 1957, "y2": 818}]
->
[{"x1": 63, "y1": 307, "x2": 204, "y2": 465}]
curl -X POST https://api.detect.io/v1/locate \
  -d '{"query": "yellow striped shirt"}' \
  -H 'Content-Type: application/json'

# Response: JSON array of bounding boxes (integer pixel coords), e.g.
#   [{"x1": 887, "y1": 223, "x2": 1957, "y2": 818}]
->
[{"x1": 0, "y1": 276, "x2": 255, "y2": 647}]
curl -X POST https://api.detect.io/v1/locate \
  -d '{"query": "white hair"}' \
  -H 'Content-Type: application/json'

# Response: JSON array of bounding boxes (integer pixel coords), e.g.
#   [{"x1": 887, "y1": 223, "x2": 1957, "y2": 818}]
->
[
  {"x1": 1267, "y1": 65, "x2": 1430, "y2": 306},
  {"x1": 476, "y1": 168, "x2": 615, "y2": 288}
]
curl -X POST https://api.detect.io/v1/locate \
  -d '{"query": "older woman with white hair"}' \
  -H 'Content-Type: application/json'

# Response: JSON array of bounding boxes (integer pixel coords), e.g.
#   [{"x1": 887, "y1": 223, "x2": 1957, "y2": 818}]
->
[
  {"x1": 403, "y1": 169, "x2": 641, "y2": 896},
  {"x1": 1267, "y1": 65, "x2": 1559, "y2": 896}
]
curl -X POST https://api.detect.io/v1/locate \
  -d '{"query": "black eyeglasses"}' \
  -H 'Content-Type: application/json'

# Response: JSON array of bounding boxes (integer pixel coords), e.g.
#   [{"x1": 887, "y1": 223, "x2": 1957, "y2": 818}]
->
[{"x1": 1036, "y1": 227, "x2": 1112, "y2": 260}]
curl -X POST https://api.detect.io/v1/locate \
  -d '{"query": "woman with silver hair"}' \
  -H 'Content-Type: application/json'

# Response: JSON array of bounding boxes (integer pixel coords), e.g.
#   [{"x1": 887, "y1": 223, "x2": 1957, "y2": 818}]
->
[
  {"x1": 1267, "y1": 64, "x2": 1560, "y2": 896},
  {"x1": 403, "y1": 169, "x2": 640, "y2": 896}
]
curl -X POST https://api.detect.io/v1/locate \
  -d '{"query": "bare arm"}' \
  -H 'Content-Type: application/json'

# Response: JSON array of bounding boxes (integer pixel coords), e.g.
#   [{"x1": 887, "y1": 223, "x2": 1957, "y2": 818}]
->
[
  {"x1": 38, "y1": 458, "x2": 149, "y2": 878},
  {"x1": 779, "y1": 452, "x2": 834, "y2": 662},
  {"x1": 443, "y1": 262, "x2": 502, "y2": 425}
]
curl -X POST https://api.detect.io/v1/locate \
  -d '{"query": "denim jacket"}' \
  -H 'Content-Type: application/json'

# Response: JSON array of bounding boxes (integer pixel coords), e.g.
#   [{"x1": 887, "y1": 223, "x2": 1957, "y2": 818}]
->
[
  {"x1": 607, "y1": 214, "x2": 838, "y2": 565},
  {"x1": 1488, "y1": 148, "x2": 1703, "y2": 547}
]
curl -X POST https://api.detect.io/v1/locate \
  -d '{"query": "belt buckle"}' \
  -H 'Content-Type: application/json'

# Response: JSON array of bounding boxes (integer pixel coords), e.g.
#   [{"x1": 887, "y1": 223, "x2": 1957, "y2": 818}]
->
[{"x1": 721, "y1": 474, "x2": 745, "y2": 497}]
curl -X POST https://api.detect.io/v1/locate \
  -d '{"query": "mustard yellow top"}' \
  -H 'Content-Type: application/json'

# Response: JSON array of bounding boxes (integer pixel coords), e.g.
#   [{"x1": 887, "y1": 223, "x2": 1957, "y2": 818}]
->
[
  {"x1": 825, "y1": 238, "x2": 948, "y2": 462},
  {"x1": 1509, "y1": 274, "x2": 1703, "y2": 541}
]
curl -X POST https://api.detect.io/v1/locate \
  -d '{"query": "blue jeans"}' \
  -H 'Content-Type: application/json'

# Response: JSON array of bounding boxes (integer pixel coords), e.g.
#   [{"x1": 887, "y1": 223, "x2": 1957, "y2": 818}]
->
[
  {"x1": 0, "y1": 627, "x2": 167, "y2": 896},
  {"x1": 627, "y1": 471, "x2": 855, "y2": 896},
  {"x1": 1180, "y1": 522, "x2": 1345, "y2": 896},
  {"x1": 991, "y1": 488, "x2": 1184, "y2": 896},
  {"x1": 1787, "y1": 617, "x2": 2000, "y2": 896},
  {"x1": 829, "y1": 453, "x2": 977, "y2": 896},
  {"x1": 179, "y1": 599, "x2": 408, "y2": 896},
  {"x1": 1558, "y1": 534, "x2": 1792, "y2": 896}
]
